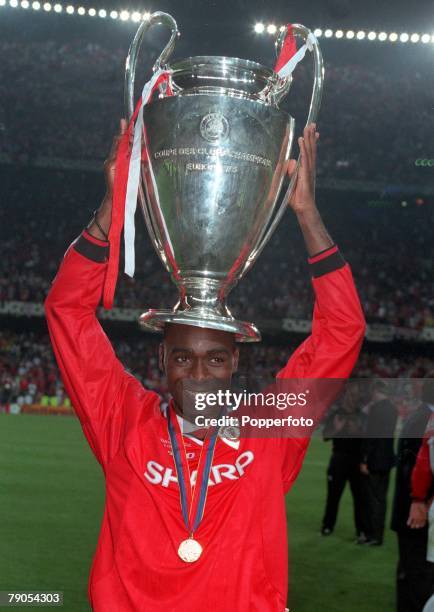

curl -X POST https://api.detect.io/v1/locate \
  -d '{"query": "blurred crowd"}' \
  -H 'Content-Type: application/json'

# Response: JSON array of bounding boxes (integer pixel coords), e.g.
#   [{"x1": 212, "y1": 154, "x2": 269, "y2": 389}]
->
[
  {"x1": 1, "y1": 36, "x2": 433, "y2": 413},
  {"x1": 1, "y1": 170, "x2": 433, "y2": 330},
  {"x1": 1, "y1": 328, "x2": 433, "y2": 412},
  {"x1": 1, "y1": 30, "x2": 433, "y2": 612},
  {"x1": 0, "y1": 39, "x2": 433, "y2": 186}
]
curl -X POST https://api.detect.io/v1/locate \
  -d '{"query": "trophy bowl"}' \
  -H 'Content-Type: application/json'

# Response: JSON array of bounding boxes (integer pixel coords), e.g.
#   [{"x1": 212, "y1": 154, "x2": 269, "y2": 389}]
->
[{"x1": 168, "y1": 55, "x2": 291, "y2": 102}]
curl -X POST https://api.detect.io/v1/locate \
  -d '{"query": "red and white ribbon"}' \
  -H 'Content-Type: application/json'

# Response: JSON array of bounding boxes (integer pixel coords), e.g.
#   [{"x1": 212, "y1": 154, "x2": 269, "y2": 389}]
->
[
  {"x1": 274, "y1": 24, "x2": 315, "y2": 78},
  {"x1": 124, "y1": 69, "x2": 172, "y2": 278},
  {"x1": 103, "y1": 68, "x2": 171, "y2": 309}
]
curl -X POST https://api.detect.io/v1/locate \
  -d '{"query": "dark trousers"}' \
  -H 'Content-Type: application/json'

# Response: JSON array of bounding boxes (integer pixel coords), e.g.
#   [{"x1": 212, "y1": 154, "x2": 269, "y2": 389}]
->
[
  {"x1": 396, "y1": 529, "x2": 434, "y2": 612},
  {"x1": 322, "y1": 452, "x2": 366, "y2": 535},
  {"x1": 363, "y1": 471, "x2": 390, "y2": 543}
]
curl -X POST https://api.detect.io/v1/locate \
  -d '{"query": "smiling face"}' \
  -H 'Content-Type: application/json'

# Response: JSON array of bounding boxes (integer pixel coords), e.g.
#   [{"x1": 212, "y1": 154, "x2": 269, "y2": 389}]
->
[{"x1": 159, "y1": 323, "x2": 239, "y2": 415}]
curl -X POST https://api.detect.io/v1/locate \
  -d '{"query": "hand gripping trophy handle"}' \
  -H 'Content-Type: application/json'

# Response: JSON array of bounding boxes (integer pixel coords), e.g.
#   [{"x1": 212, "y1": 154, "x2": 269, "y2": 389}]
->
[{"x1": 242, "y1": 24, "x2": 324, "y2": 275}]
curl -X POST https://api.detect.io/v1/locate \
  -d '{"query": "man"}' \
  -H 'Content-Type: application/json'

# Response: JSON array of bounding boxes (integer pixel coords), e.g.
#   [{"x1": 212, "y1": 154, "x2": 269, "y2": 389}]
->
[
  {"x1": 359, "y1": 381, "x2": 397, "y2": 545},
  {"x1": 409, "y1": 380, "x2": 434, "y2": 612},
  {"x1": 45, "y1": 122, "x2": 365, "y2": 611},
  {"x1": 321, "y1": 383, "x2": 367, "y2": 539},
  {"x1": 391, "y1": 376, "x2": 434, "y2": 612}
]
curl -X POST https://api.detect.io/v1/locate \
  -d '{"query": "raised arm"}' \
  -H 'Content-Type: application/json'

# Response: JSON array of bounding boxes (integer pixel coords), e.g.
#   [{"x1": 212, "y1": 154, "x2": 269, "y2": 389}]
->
[
  {"x1": 276, "y1": 124, "x2": 366, "y2": 491},
  {"x1": 85, "y1": 118, "x2": 127, "y2": 241},
  {"x1": 279, "y1": 123, "x2": 366, "y2": 380},
  {"x1": 44, "y1": 121, "x2": 144, "y2": 467}
]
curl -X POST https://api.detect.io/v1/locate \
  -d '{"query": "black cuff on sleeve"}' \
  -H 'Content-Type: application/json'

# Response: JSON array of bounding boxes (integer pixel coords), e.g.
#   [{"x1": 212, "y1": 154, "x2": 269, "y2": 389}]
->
[
  {"x1": 73, "y1": 233, "x2": 109, "y2": 263},
  {"x1": 309, "y1": 251, "x2": 346, "y2": 278}
]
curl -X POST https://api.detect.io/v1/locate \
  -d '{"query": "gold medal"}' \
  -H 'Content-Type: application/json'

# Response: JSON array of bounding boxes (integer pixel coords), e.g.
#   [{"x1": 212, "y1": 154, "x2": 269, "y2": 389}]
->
[
  {"x1": 168, "y1": 404, "x2": 219, "y2": 563},
  {"x1": 178, "y1": 538, "x2": 203, "y2": 563}
]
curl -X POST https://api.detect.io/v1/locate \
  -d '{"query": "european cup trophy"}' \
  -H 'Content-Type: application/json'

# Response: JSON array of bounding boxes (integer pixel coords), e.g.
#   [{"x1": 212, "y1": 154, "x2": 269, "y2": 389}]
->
[{"x1": 123, "y1": 12, "x2": 323, "y2": 341}]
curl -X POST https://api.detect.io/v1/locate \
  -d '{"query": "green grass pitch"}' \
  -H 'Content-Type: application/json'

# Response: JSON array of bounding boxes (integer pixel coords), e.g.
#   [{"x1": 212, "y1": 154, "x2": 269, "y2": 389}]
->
[{"x1": 0, "y1": 415, "x2": 396, "y2": 611}]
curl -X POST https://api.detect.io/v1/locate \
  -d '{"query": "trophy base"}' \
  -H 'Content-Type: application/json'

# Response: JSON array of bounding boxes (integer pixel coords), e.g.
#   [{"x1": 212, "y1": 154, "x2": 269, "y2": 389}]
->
[{"x1": 138, "y1": 309, "x2": 261, "y2": 343}]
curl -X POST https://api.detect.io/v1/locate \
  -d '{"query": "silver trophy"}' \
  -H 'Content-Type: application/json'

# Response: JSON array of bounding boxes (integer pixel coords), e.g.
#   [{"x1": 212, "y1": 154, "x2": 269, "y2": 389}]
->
[{"x1": 125, "y1": 12, "x2": 323, "y2": 341}]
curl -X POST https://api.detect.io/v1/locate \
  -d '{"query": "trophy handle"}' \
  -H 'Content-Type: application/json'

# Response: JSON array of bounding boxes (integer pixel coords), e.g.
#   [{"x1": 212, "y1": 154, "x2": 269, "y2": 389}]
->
[
  {"x1": 242, "y1": 24, "x2": 324, "y2": 276},
  {"x1": 124, "y1": 11, "x2": 179, "y2": 120},
  {"x1": 124, "y1": 12, "x2": 179, "y2": 269}
]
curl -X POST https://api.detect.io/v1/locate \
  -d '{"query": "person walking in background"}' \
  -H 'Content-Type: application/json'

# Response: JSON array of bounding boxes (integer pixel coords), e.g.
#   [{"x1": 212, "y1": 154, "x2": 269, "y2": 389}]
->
[
  {"x1": 391, "y1": 375, "x2": 434, "y2": 612},
  {"x1": 321, "y1": 383, "x2": 367, "y2": 539},
  {"x1": 359, "y1": 381, "x2": 397, "y2": 545},
  {"x1": 409, "y1": 394, "x2": 434, "y2": 612}
]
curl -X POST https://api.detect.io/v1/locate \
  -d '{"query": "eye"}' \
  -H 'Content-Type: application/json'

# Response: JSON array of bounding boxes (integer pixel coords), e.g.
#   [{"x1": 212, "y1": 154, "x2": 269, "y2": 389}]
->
[
  {"x1": 209, "y1": 356, "x2": 225, "y2": 364},
  {"x1": 174, "y1": 355, "x2": 190, "y2": 364}
]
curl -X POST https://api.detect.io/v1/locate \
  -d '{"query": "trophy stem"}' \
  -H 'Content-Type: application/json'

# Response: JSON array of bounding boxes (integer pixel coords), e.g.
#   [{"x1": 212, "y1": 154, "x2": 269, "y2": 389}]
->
[
  {"x1": 139, "y1": 276, "x2": 261, "y2": 341},
  {"x1": 176, "y1": 276, "x2": 232, "y2": 319}
]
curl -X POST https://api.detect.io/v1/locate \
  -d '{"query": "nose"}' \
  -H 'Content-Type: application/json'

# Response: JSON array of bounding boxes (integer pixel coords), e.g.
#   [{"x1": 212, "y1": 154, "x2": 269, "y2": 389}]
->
[{"x1": 190, "y1": 358, "x2": 209, "y2": 382}]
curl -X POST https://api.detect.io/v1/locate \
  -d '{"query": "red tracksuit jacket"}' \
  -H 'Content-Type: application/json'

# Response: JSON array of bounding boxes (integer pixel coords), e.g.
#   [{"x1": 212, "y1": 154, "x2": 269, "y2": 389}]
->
[
  {"x1": 411, "y1": 413, "x2": 434, "y2": 502},
  {"x1": 45, "y1": 230, "x2": 365, "y2": 612}
]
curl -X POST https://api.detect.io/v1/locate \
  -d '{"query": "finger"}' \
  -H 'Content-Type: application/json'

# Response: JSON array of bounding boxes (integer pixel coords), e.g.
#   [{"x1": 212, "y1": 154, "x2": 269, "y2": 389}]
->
[
  {"x1": 109, "y1": 120, "x2": 128, "y2": 160},
  {"x1": 310, "y1": 124, "x2": 317, "y2": 145},
  {"x1": 307, "y1": 125, "x2": 316, "y2": 165},
  {"x1": 120, "y1": 118, "x2": 135, "y2": 148},
  {"x1": 121, "y1": 118, "x2": 136, "y2": 147},
  {"x1": 303, "y1": 125, "x2": 312, "y2": 152},
  {"x1": 304, "y1": 123, "x2": 315, "y2": 139},
  {"x1": 287, "y1": 159, "x2": 297, "y2": 176},
  {"x1": 298, "y1": 137, "x2": 306, "y2": 167},
  {"x1": 308, "y1": 127, "x2": 318, "y2": 174},
  {"x1": 303, "y1": 124, "x2": 315, "y2": 167},
  {"x1": 109, "y1": 135, "x2": 122, "y2": 161},
  {"x1": 312, "y1": 130, "x2": 319, "y2": 163}
]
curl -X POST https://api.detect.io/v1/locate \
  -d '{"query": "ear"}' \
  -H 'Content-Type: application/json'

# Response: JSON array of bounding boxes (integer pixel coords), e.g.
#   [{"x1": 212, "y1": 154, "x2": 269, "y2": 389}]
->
[
  {"x1": 232, "y1": 347, "x2": 239, "y2": 373},
  {"x1": 158, "y1": 343, "x2": 165, "y2": 373}
]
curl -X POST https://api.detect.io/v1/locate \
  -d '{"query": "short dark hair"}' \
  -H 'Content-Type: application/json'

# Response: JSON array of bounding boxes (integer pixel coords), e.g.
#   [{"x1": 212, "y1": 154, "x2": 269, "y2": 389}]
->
[{"x1": 163, "y1": 322, "x2": 236, "y2": 347}]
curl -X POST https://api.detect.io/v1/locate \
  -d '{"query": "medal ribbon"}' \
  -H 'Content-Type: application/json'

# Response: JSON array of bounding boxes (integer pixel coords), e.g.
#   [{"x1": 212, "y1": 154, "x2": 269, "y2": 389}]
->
[{"x1": 167, "y1": 402, "x2": 220, "y2": 536}]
